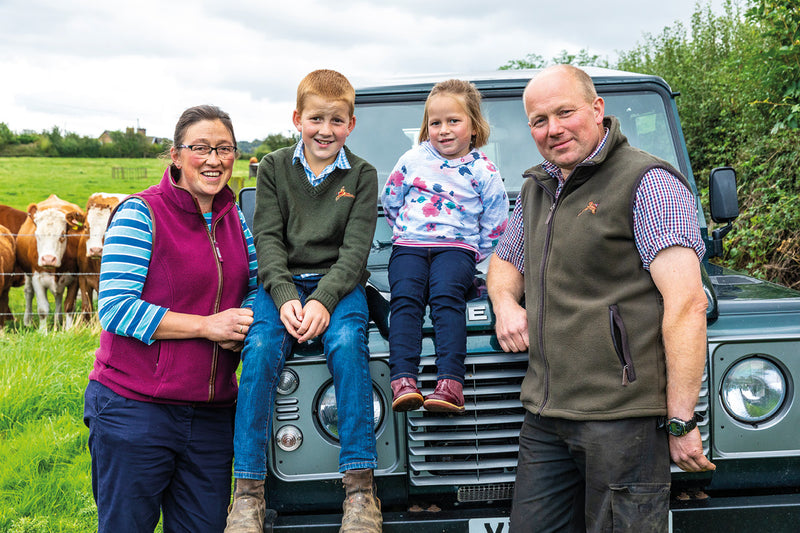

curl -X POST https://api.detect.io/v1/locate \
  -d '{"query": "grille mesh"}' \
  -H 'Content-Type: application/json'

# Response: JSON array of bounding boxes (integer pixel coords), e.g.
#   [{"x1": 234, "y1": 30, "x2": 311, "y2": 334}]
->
[
  {"x1": 406, "y1": 352, "x2": 711, "y2": 483},
  {"x1": 407, "y1": 352, "x2": 528, "y2": 488}
]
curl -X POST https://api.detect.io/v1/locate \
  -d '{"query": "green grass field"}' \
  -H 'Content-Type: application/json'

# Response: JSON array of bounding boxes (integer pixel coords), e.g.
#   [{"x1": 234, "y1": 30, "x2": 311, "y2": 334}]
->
[
  {"x1": 0, "y1": 326, "x2": 98, "y2": 532},
  {"x1": 0, "y1": 156, "x2": 255, "y2": 211},
  {"x1": 1, "y1": 157, "x2": 255, "y2": 531}
]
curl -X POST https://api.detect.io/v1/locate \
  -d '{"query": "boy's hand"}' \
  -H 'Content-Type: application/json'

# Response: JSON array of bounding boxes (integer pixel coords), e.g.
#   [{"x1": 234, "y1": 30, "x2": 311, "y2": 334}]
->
[
  {"x1": 297, "y1": 300, "x2": 330, "y2": 343},
  {"x1": 280, "y1": 299, "x2": 304, "y2": 339}
]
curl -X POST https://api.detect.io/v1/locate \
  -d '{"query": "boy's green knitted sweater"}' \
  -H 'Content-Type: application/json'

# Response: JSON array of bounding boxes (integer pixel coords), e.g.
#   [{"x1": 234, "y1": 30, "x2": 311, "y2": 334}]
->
[{"x1": 252, "y1": 144, "x2": 378, "y2": 313}]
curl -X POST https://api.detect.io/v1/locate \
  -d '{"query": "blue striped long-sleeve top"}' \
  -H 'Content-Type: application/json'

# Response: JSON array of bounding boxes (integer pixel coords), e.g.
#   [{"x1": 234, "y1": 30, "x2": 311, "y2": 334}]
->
[{"x1": 98, "y1": 197, "x2": 258, "y2": 345}]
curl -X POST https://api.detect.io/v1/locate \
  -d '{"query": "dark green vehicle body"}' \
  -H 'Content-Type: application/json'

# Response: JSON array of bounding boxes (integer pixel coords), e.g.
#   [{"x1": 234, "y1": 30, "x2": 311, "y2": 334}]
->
[{"x1": 239, "y1": 68, "x2": 800, "y2": 532}]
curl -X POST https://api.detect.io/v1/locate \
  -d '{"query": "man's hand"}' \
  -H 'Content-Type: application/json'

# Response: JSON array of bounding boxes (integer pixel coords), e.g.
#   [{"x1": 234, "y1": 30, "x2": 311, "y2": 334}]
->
[
  {"x1": 495, "y1": 302, "x2": 529, "y2": 353},
  {"x1": 669, "y1": 429, "x2": 716, "y2": 472}
]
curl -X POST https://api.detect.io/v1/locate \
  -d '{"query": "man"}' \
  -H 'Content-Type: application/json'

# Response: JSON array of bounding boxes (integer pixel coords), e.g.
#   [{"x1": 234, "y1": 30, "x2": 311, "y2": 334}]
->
[{"x1": 487, "y1": 64, "x2": 715, "y2": 532}]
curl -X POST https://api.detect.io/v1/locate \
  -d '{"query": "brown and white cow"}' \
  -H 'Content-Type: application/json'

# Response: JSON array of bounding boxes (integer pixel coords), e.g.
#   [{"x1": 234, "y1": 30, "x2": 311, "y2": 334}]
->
[
  {"x1": 0, "y1": 224, "x2": 16, "y2": 327},
  {"x1": 16, "y1": 195, "x2": 85, "y2": 330},
  {"x1": 76, "y1": 192, "x2": 127, "y2": 321}
]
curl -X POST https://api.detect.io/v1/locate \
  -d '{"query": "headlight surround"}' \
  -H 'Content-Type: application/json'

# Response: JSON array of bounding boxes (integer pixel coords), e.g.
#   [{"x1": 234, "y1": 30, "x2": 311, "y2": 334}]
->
[
  {"x1": 721, "y1": 356, "x2": 786, "y2": 424},
  {"x1": 316, "y1": 382, "x2": 383, "y2": 440}
]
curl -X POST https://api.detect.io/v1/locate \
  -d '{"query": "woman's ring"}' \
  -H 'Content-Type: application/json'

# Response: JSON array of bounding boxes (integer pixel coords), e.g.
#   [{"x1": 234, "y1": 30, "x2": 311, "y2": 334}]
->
[{"x1": 239, "y1": 325, "x2": 244, "y2": 334}]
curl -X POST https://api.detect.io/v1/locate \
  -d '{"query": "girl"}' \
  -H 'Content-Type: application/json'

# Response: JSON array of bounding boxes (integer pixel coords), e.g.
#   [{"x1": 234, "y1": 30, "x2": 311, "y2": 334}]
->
[{"x1": 381, "y1": 79, "x2": 509, "y2": 413}]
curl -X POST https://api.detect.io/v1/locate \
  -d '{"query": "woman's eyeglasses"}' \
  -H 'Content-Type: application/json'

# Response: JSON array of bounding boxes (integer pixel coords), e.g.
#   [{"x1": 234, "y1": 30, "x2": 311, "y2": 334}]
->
[{"x1": 178, "y1": 144, "x2": 237, "y2": 159}]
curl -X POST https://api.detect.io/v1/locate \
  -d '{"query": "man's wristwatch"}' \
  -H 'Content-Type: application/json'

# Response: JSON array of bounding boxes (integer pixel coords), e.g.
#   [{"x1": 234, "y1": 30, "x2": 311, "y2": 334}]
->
[{"x1": 666, "y1": 413, "x2": 703, "y2": 437}]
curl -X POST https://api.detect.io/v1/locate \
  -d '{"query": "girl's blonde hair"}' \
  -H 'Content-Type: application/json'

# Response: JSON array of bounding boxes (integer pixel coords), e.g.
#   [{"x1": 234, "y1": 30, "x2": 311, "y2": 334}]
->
[{"x1": 418, "y1": 79, "x2": 490, "y2": 149}]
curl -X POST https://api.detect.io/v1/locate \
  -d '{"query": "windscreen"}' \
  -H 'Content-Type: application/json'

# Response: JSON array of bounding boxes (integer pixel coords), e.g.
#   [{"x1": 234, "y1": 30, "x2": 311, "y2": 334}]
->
[{"x1": 347, "y1": 92, "x2": 680, "y2": 197}]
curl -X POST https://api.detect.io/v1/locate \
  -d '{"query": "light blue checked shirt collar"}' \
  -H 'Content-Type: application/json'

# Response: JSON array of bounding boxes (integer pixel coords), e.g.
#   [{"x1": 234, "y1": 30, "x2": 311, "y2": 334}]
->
[{"x1": 292, "y1": 140, "x2": 351, "y2": 187}]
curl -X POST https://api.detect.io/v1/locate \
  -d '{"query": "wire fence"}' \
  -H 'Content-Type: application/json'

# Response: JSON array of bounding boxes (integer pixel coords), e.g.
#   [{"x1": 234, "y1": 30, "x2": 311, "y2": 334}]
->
[
  {"x1": 1, "y1": 229, "x2": 103, "y2": 324},
  {"x1": 111, "y1": 166, "x2": 147, "y2": 180}
]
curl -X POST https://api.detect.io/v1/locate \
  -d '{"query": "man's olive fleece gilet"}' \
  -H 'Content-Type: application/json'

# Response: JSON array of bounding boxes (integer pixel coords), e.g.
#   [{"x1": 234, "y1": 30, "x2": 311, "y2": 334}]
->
[{"x1": 521, "y1": 116, "x2": 694, "y2": 420}]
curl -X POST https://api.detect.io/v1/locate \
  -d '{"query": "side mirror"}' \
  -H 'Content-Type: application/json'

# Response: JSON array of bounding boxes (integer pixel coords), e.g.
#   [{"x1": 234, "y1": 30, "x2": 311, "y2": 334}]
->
[
  {"x1": 707, "y1": 167, "x2": 738, "y2": 258},
  {"x1": 709, "y1": 167, "x2": 738, "y2": 223}
]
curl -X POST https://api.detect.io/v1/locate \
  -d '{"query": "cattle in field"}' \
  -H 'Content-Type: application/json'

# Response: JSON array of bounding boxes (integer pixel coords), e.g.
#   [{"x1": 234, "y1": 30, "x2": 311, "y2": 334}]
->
[
  {"x1": 0, "y1": 224, "x2": 16, "y2": 327},
  {"x1": 16, "y1": 195, "x2": 85, "y2": 330},
  {"x1": 75, "y1": 193, "x2": 127, "y2": 321}
]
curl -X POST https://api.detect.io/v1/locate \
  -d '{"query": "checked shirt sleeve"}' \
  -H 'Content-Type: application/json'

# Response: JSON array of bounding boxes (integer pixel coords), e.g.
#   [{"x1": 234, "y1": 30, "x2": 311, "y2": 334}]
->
[{"x1": 633, "y1": 168, "x2": 706, "y2": 270}]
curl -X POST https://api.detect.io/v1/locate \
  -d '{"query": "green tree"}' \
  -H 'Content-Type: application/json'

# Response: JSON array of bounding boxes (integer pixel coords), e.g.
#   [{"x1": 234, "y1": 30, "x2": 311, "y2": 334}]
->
[
  {"x1": 616, "y1": 1, "x2": 763, "y2": 175},
  {"x1": 99, "y1": 129, "x2": 155, "y2": 158},
  {"x1": 499, "y1": 48, "x2": 608, "y2": 70},
  {"x1": 254, "y1": 132, "x2": 298, "y2": 160},
  {"x1": 745, "y1": 0, "x2": 800, "y2": 131},
  {"x1": 0, "y1": 122, "x2": 14, "y2": 149},
  {"x1": 499, "y1": 53, "x2": 547, "y2": 70},
  {"x1": 614, "y1": 0, "x2": 800, "y2": 287}
]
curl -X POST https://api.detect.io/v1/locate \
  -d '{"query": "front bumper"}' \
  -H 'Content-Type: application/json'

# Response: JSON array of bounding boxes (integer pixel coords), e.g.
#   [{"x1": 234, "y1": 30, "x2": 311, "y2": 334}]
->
[
  {"x1": 272, "y1": 507, "x2": 510, "y2": 532},
  {"x1": 271, "y1": 490, "x2": 800, "y2": 532},
  {"x1": 671, "y1": 491, "x2": 800, "y2": 532}
]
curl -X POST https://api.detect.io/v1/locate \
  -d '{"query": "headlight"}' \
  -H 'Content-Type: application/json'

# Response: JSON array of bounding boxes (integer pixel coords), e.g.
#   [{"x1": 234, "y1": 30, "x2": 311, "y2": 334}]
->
[
  {"x1": 721, "y1": 357, "x2": 786, "y2": 423},
  {"x1": 275, "y1": 425, "x2": 303, "y2": 451},
  {"x1": 316, "y1": 382, "x2": 383, "y2": 440},
  {"x1": 276, "y1": 368, "x2": 299, "y2": 395}
]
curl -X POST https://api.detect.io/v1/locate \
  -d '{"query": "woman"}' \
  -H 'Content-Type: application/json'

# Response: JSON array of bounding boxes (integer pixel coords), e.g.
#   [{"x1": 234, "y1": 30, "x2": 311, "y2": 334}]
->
[{"x1": 83, "y1": 105, "x2": 258, "y2": 532}]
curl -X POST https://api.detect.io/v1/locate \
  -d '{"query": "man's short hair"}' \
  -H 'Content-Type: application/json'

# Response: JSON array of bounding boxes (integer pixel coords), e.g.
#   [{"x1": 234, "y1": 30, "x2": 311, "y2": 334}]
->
[
  {"x1": 296, "y1": 69, "x2": 355, "y2": 117},
  {"x1": 525, "y1": 64, "x2": 598, "y2": 104}
]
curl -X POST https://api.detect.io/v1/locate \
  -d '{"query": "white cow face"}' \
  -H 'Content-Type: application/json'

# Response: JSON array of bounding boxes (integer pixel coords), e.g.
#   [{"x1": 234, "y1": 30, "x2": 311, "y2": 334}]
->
[
  {"x1": 33, "y1": 209, "x2": 68, "y2": 267},
  {"x1": 85, "y1": 206, "x2": 113, "y2": 257},
  {"x1": 33, "y1": 208, "x2": 82, "y2": 267}
]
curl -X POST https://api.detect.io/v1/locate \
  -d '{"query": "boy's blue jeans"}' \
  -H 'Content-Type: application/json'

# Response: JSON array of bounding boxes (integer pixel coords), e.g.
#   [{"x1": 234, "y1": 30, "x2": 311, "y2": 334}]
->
[
  {"x1": 233, "y1": 277, "x2": 377, "y2": 479},
  {"x1": 387, "y1": 246, "x2": 476, "y2": 383}
]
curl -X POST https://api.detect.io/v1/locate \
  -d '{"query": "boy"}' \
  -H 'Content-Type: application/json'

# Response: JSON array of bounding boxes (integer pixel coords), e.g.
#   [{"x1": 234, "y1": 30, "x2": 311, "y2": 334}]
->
[{"x1": 225, "y1": 70, "x2": 380, "y2": 533}]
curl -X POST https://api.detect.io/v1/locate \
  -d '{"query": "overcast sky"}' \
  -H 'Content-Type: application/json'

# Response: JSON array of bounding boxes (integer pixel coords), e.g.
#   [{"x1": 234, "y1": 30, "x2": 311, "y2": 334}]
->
[{"x1": 0, "y1": 0, "x2": 723, "y2": 142}]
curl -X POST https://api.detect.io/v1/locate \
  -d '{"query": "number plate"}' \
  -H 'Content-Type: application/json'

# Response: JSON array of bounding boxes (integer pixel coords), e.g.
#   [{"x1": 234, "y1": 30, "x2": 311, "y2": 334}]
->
[{"x1": 468, "y1": 517, "x2": 510, "y2": 533}]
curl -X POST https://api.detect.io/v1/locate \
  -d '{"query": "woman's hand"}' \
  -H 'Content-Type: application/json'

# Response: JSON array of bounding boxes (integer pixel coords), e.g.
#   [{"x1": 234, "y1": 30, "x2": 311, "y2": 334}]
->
[
  {"x1": 204, "y1": 307, "x2": 254, "y2": 343},
  {"x1": 152, "y1": 307, "x2": 253, "y2": 343}
]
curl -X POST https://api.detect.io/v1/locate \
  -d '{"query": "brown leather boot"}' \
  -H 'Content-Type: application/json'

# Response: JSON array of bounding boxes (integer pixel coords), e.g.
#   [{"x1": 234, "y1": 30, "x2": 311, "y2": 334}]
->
[
  {"x1": 340, "y1": 468, "x2": 382, "y2": 533},
  {"x1": 391, "y1": 377, "x2": 423, "y2": 411},
  {"x1": 423, "y1": 378, "x2": 465, "y2": 413},
  {"x1": 225, "y1": 478, "x2": 268, "y2": 533}
]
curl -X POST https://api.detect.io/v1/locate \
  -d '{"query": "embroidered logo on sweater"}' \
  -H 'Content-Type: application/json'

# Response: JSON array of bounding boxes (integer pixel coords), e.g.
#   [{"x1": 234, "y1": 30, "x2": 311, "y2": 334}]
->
[
  {"x1": 578, "y1": 201, "x2": 599, "y2": 216},
  {"x1": 336, "y1": 186, "x2": 355, "y2": 201}
]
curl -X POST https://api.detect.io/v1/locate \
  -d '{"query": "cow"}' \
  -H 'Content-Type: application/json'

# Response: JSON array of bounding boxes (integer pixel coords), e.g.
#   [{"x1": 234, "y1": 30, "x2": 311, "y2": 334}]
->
[
  {"x1": 0, "y1": 204, "x2": 28, "y2": 234},
  {"x1": 0, "y1": 224, "x2": 15, "y2": 327},
  {"x1": 75, "y1": 193, "x2": 127, "y2": 321},
  {"x1": 16, "y1": 195, "x2": 85, "y2": 330},
  {"x1": 0, "y1": 205, "x2": 28, "y2": 324}
]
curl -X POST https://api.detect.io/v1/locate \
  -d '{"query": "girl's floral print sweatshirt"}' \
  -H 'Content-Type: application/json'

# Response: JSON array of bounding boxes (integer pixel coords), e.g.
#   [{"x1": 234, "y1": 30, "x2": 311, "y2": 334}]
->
[{"x1": 381, "y1": 141, "x2": 509, "y2": 261}]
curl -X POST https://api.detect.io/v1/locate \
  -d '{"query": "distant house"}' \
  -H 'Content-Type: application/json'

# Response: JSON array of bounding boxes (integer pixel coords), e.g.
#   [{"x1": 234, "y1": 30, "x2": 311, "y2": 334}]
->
[{"x1": 98, "y1": 127, "x2": 170, "y2": 145}]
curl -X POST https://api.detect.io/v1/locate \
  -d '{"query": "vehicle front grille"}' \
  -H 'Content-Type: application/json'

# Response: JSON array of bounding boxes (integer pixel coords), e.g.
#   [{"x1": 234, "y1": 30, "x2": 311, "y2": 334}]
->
[
  {"x1": 407, "y1": 352, "x2": 712, "y2": 483},
  {"x1": 407, "y1": 351, "x2": 528, "y2": 488}
]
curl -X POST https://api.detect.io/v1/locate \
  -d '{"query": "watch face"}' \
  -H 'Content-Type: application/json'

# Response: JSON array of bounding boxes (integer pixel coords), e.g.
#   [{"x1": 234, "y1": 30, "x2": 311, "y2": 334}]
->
[{"x1": 667, "y1": 420, "x2": 686, "y2": 436}]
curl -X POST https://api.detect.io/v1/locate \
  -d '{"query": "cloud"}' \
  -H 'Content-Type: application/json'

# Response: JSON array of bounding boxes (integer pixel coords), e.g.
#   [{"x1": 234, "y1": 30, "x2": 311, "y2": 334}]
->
[{"x1": 0, "y1": 0, "x2": 722, "y2": 141}]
